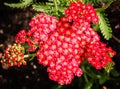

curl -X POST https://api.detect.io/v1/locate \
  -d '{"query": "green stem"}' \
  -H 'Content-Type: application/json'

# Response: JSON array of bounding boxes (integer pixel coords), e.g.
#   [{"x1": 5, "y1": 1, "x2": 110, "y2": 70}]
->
[
  {"x1": 84, "y1": 72, "x2": 89, "y2": 83},
  {"x1": 96, "y1": 0, "x2": 114, "y2": 12},
  {"x1": 24, "y1": 53, "x2": 36, "y2": 61},
  {"x1": 81, "y1": 66, "x2": 89, "y2": 83},
  {"x1": 53, "y1": 0, "x2": 58, "y2": 15},
  {"x1": 29, "y1": 53, "x2": 36, "y2": 57}
]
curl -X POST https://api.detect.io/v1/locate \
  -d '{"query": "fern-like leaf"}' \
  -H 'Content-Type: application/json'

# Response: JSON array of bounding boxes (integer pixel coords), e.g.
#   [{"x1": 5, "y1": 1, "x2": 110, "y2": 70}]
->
[
  {"x1": 4, "y1": 0, "x2": 33, "y2": 8},
  {"x1": 97, "y1": 12, "x2": 112, "y2": 40},
  {"x1": 32, "y1": 2, "x2": 53, "y2": 12},
  {"x1": 32, "y1": 0, "x2": 69, "y2": 17},
  {"x1": 82, "y1": 0, "x2": 110, "y2": 5},
  {"x1": 32, "y1": 2, "x2": 59, "y2": 16}
]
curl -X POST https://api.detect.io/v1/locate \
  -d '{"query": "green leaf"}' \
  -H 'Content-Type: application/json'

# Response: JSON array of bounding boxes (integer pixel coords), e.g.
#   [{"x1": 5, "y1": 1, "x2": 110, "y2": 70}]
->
[
  {"x1": 83, "y1": 0, "x2": 110, "y2": 5},
  {"x1": 97, "y1": 12, "x2": 112, "y2": 40},
  {"x1": 99, "y1": 71, "x2": 109, "y2": 84},
  {"x1": 32, "y1": 3, "x2": 52, "y2": 12},
  {"x1": 52, "y1": 85, "x2": 63, "y2": 89},
  {"x1": 99, "y1": 76, "x2": 107, "y2": 84},
  {"x1": 110, "y1": 68, "x2": 119, "y2": 77},
  {"x1": 82, "y1": 0, "x2": 110, "y2": 5},
  {"x1": 92, "y1": 23, "x2": 100, "y2": 32},
  {"x1": 84, "y1": 82, "x2": 93, "y2": 89},
  {"x1": 4, "y1": 0, "x2": 33, "y2": 8}
]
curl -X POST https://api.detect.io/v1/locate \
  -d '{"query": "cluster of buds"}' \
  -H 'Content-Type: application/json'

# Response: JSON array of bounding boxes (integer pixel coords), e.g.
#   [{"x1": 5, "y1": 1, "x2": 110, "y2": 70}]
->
[
  {"x1": 0, "y1": 1, "x2": 116, "y2": 85},
  {"x1": 1, "y1": 44, "x2": 26, "y2": 69}
]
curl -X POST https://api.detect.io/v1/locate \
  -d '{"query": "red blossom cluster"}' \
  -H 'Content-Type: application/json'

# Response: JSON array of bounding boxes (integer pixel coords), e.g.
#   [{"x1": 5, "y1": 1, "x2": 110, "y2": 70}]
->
[
  {"x1": 15, "y1": 13, "x2": 58, "y2": 52},
  {"x1": 86, "y1": 42, "x2": 116, "y2": 70},
  {"x1": 36, "y1": 2, "x2": 116, "y2": 85},
  {"x1": 15, "y1": 30, "x2": 27, "y2": 44},
  {"x1": 28, "y1": 13, "x2": 58, "y2": 42},
  {"x1": 1, "y1": 44, "x2": 26, "y2": 69},
  {"x1": 0, "y1": 1, "x2": 116, "y2": 85},
  {"x1": 64, "y1": 2, "x2": 99, "y2": 24},
  {"x1": 37, "y1": 31, "x2": 84, "y2": 84}
]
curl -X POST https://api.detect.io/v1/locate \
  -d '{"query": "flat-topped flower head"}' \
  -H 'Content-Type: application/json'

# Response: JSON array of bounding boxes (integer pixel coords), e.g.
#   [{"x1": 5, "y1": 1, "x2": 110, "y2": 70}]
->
[
  {"x1": 28, "y1": 13, "x2": 58, "y2": 43},
  {"x1": 64, "y1": 1, "x2": 99, "y2": 24},
  {"x1": 86, "y1": 42, "x2": 116, "y2": 70}
]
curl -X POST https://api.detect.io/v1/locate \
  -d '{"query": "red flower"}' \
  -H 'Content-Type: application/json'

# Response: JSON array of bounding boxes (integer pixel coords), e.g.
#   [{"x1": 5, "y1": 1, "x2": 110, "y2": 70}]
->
[
  {"x1": 15, "y1": 30, "x2": 27, "y2": 44},
  {"x1": 28, "y1": 13, "x2": 58, "y2": 43},
  {"x1": 86, "y1": 42, "x2": 116, "y2": 70},
  {"x1": 4, "y1": 1, "x2": 116, "y2": 85},
  {"x1": 64, "y1": 1, "x2": 99, "y2": 24}
]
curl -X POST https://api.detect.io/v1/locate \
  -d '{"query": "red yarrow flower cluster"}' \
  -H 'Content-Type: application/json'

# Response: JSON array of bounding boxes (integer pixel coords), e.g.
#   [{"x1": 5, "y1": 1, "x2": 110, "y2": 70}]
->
[
  {"x1": 15, "y1": 30, "x2": 27, "y2": 44},
  {"x1": 28, "y1": 13, "x2": 58, "y2": 43},
  {"x1": 1, "y1": 1, "x2": 116, "y2": 85},
  {"x1": 36, "y1": 1, "x2": 116, "y2": 85},
  {"x1": 37, "y1": 32, "x2": 84, "y2": 85},
  {"x1": 64, "y1": 1, "x2": 99, "y2": 24},
  {"x1": 86, "y1": 42, "x2": 116, "y2": 70},
  {"x1": 1, "y1": 44, "x2": 26, "y2": 69},
  {"x1": 14, "y1": 13, "x2": 58, "y2": 52}
]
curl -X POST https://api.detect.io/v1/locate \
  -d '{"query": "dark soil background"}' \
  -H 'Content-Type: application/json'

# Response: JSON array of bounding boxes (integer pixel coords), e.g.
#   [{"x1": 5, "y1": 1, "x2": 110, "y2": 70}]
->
[{"x1": 0, "y1": 0, "x2": 120, "y2": 89}]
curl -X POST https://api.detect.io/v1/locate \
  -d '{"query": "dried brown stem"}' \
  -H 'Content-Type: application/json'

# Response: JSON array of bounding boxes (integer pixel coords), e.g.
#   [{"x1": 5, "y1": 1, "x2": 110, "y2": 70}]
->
[{"x1": 112, "y1": 34, "x2": 120, "y2": 44}]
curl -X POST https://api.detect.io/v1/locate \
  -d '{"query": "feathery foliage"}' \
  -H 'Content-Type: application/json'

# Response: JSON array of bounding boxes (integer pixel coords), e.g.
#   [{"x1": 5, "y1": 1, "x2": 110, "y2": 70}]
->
[
  {"x1": 4, "y1": 0, "x2": 33, "y2": 8},
  {"x1": 82, "y1": 0, "x2": 111, "y2": 5},
  {"x1": 97, "y1": 12, "x2": 112, "y2": 40},
  {"x1": 32, "y1": 0, "x2": 70, "y2": 16}
]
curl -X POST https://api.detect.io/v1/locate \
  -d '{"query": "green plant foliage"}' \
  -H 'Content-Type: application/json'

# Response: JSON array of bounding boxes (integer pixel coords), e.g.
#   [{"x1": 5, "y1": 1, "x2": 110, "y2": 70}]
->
[
  {"x1": 57, "y1": 0, "x2": 70, "y2": 6},
  {"x1": 81, "y1": 61, "x2": 109, "y2": 88},
  {"x1": 84, "y1": 82, "x2": 93, "y2": 89},
  {"x1": 4, "y1": 0, "x2": 33, "y2": 8},
  {"x1": 32, "y1": 0, "x2": 70, "y2": 16},
  {"x1": 52, "y1": 85, "x2": 63, "y2": 89},
  {"x1": 97, "y1": 12, "x2": 112, "y2": 40},
  {"x1": 110, "y1": 68, "x2": 119, "y2": 77},
  {"x1": 104, "y1": 62, "x2": 115, "y2": 73},
  {"x1": 32, "y1": 2, "x2": 53, "y2": 13},
  {"x1": 82, "y1": 0, "x2": 111, "y2": 5},
  {"x1": 98, "y1": 71, "x2": 109, "y2": 84},
  {"x1": 4, "y1": 0, "x2": 70, "y2": 16}
]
